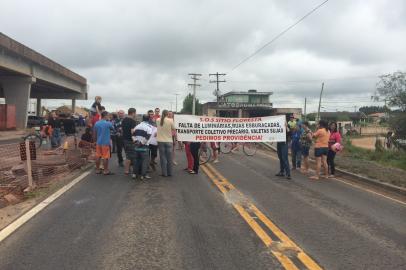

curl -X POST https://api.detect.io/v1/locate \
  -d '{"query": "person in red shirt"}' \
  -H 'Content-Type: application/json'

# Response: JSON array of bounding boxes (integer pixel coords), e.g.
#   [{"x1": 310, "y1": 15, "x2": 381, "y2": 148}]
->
[
  {"x1": 327, "y1": 122, "x2": 341, "y2": 177},
  {"x1": 91, "y1": 106, "x2": 105, "y2": 127},
  {"x1": 152, "y1": 107, "x2": 160, "y2": 121}
]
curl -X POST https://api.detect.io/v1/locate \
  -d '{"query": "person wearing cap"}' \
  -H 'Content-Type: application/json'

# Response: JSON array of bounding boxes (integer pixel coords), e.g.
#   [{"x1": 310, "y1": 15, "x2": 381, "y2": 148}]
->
[
  {"x1": 94, "y1": 111, "x2": 114, "y2": 175},
  {"x1": 288, "y1": 115, "x2": 297, "y2": 129}
]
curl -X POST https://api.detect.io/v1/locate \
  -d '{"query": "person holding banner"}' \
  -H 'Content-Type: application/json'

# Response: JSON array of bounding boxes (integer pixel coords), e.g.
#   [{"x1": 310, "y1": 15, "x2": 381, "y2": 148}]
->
[
  {"x1": 189, "y1": 142, "x2": 201, "y2": 174},
  {"x1": 276, "y1": 118, "x2": 291, "y2": 179},
  {"x1": 184, "y1": 142, "x2": 194, "y2": 173},
  {"x1": 157, "y1": 110, "x2": 175, "y2": 177},
  {"x1": 210, "y1": 142, "x2": 220, "y2": 163}
]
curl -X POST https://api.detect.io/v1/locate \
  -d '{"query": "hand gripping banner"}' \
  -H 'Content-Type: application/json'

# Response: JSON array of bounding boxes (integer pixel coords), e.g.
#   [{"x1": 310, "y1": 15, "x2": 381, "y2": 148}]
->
[{"x1": 174, "y1": 115, "x2": 286, "y2": 142}]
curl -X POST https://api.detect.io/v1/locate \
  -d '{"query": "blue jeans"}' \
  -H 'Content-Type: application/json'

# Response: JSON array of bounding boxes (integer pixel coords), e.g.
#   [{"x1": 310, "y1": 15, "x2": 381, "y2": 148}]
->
[
  {"x1": 292, "y1": 148, "x2": 302, "y2": 169},
  {"x1": 277, "y1": 142, "x2": 290, "y2": 176},
  {"x1": 133, "y1": 149, "x2": 149, "y2": 176},
  {"x1": 51, "y1": 128, "x2": 61, "y2": 148},
  {"x1": 158, "y1": 142, "x2": 173, "y2": 176}
]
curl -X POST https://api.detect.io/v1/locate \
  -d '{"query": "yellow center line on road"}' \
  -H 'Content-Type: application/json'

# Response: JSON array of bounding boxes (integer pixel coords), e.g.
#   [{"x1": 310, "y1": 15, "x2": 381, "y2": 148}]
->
[{"x1": 202, "y1": 163, "x2": 323, "y2": 270}]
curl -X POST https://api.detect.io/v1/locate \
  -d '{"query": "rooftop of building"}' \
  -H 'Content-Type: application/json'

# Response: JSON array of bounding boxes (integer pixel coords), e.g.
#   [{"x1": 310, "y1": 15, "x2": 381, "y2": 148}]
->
[{"x1": 221, "y1": 89, "x2": 273, "y2": 97}]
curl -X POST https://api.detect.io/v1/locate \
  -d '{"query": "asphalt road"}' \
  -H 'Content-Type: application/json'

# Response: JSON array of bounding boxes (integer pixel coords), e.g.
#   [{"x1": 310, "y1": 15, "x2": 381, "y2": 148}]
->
[{"x1": 0, "y1": 149, "x2": 405, "y2": 269}]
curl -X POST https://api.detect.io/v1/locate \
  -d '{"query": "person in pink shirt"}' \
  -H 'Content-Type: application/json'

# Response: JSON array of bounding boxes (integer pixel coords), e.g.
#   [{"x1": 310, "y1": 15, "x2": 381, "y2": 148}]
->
[{"x1": 327, "y1": 122, "x2": 342, "y2": 177}]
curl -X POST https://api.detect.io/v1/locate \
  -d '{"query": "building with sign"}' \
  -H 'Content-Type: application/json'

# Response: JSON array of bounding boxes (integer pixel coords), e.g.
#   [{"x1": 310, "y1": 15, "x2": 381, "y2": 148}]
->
[{"x1": 202, "y1": 89, "x2": 302, "y2": 118}]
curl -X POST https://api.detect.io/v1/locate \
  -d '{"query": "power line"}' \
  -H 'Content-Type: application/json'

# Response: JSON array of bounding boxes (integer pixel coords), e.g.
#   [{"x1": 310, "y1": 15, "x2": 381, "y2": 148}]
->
[
  {"x1": 230, "y1": 0, "x2": 330, "y2": 72},
  {"x1": 227, "y1": 75, "x2": 378, "y2": 84}
]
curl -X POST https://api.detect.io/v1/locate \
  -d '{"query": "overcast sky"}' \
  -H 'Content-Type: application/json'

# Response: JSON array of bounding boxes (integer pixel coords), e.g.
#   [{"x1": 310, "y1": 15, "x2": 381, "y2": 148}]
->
[{"x1": 1, "y1": 0, "x2": 406, "y2": 113}]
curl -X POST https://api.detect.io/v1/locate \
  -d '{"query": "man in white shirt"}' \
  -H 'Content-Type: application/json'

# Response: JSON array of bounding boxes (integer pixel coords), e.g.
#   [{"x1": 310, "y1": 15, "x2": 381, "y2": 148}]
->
[{"x1": 131, "y1": 115, "x2": 153, "y2": 180}]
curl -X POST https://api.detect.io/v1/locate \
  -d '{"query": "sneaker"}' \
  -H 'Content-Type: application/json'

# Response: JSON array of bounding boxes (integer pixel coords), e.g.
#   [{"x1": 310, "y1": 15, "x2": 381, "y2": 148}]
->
[
  {"x1": 173, "y1": 161, "x2": 178, "y2": 165},
  {"x1": 132, "y1": 174, "x2": 137, "y2": 179},
  {"x1": 213, "y1": 159, "x2": 219, "y2": 164},
  {"x1": 275, "y1": 172, "x2": 284, "y2": 177},
  {"x1": 144, "y1": 175, "x2": 152, "y2": 179},
  {"x1": 286, "y1": 175, "x2": 292, "y2": 180}
]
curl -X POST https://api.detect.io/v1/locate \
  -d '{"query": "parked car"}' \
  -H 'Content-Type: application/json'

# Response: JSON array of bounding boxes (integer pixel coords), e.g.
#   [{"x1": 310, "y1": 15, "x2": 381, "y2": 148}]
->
[{"x1": 27, "y1": 115, "x2": 46, "y2": 128}]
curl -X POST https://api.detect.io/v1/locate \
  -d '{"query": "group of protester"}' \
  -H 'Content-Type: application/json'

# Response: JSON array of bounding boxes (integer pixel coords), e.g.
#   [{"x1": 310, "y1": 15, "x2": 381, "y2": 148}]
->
[
  {"x1": 276, "y1": 115, "x2": 342, "y2": 180},
  {"x1": 58, "y1": 95, "x2": 345, "y2": 182},
  {"x1": 44, "y1": 111, "x2": 79, "y2": 148},
  {"x1": 82, "y1": 96, "x2": 203, "y2": 180}
]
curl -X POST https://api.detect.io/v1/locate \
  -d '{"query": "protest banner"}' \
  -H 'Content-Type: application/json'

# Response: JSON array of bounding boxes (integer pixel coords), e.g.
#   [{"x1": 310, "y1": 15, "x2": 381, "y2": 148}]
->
[{"x1": 174, "y1": 115, "x2": 286, "y2": 142}]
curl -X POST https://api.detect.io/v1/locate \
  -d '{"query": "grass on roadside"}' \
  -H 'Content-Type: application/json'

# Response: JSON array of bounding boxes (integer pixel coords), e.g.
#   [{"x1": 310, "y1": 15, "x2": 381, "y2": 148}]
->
[{"x1": 343, "y1": 139, "x2": 406, "y2": 171}]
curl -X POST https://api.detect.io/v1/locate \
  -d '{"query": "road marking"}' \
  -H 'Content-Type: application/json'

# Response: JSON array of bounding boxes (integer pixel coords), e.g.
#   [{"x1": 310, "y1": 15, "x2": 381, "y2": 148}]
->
[
  {"x1": 259, "y1": 150, "x2": 406, "y2": 206},
  {"x1": 202, "y1": 163, "x2": 323, "y2": 270},
  {"x1": 333, "y1": 177, "x2": 406, "y2": 206},
  {"x1": 0, "y1": 170, "x2": 91, "y2": 243}
]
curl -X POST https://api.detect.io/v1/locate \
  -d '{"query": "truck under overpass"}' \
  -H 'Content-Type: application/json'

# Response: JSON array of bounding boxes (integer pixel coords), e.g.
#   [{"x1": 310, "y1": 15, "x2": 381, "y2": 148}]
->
[{"x1": 0, "y1": 32, "x2": 88, "y2": 128}]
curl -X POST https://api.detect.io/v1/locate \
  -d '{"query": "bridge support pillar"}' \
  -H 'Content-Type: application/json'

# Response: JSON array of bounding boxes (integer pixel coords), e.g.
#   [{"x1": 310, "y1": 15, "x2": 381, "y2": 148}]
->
[
  {"x1": 36, "y1": 98, "x2": 42, "y2": 116},
  {"x1": 1, "y1": 76, "x2": 36, "y2": 128},
  {"x1": 71, "y1": 99, "x2": 76, "y2": 114}
]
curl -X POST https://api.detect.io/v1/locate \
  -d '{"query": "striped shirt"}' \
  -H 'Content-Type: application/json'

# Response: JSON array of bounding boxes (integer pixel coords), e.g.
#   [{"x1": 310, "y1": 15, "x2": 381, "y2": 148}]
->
[{"x1": 132, "y1": 121, "x2": 153, "y2": 146}]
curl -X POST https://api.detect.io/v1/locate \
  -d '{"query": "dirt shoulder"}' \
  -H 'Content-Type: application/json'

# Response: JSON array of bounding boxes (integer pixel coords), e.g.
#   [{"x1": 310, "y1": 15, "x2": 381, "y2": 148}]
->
[
  {"x1": 0, "y1": 164, "x2": 92, "y2": 231},
  {"x1": 335, "y1": 153, "x2": 406, "y2": 188}
]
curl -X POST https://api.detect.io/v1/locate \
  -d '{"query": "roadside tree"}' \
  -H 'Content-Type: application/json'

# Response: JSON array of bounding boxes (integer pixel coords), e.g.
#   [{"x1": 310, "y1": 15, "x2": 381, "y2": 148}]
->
[
  {"x1": 374, "y1": 71, "x2": 406, "y2": 149},
  {"x1": 180, "y1": 93, "x2": 203, "y2": 115}
]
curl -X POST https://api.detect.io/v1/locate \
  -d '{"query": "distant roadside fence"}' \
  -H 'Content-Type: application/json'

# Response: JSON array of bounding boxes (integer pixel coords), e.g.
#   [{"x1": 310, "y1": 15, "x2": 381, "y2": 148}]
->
[
  {"x1": 0, "y1": 137, "x2": 95, "y2": 208},
  {"x1": 355, "y1": 126, "x2": 389, "y2": 136}
]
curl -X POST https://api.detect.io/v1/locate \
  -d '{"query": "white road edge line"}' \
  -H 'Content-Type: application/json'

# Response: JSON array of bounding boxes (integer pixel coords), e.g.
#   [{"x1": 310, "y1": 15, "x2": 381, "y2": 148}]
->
[
  {"x1": 259, "y1": 150, "x2": 406, "y2": 206},
  {"x1": 0, "y1": 170, "x2": 91, "y2": 243}
]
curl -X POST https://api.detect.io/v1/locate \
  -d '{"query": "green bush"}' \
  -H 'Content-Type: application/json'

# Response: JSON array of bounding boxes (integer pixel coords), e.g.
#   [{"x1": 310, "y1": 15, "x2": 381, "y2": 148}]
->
[{"x1": 343, "y1": 138, "x2": 406, "y2": 170}]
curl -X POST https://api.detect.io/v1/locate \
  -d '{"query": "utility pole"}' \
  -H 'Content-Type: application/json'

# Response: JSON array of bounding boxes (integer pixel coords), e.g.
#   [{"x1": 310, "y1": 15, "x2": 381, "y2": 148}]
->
[
  {"x1": 174, "y1": 93, "x2": 179, "y2": 113},
  {"x1": 188, "y1": 73, "x2": 202, "y2": 115},
  {"x1": 304, "y1": 97, "x2": 307, "y2": 121},
  {"x1": 209, "y1": 72, "x2": 226, "y2": 117},
  {"x1": 316, "y1": 82, "x2": 324, "y2": 122}
]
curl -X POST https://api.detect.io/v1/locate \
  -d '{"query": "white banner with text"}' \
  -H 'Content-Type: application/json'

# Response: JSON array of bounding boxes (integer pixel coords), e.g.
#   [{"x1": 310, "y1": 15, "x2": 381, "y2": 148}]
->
[{"x1": 174, "y1": 115, "x2": 286, "y2": 142}]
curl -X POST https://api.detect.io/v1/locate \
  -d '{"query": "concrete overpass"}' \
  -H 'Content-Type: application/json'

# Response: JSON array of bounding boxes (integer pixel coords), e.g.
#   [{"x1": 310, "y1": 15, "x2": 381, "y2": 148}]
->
[{"x1": 0, "y1": 32, "x2": 88, "y2": 128}]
